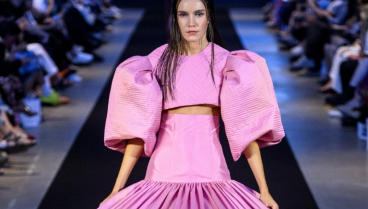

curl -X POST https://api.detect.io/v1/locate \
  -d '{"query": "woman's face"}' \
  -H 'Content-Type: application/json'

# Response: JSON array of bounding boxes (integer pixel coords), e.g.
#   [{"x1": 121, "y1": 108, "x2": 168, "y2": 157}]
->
[{"x1": 177, "y1": 0, "x2": 208, "y2": 44}]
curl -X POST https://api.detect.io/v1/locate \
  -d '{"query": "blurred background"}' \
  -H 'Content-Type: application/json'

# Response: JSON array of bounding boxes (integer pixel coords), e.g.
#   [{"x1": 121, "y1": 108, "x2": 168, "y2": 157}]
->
[{"x1": 0, "y1": 0, "x2": 367, "y2": 208}]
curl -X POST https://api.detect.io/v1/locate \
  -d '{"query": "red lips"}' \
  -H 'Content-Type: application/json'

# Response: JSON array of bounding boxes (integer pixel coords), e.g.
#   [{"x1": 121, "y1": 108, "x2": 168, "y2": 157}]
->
[{"x1": 188, "y1": 31, "x2": 198, "y2": 35}]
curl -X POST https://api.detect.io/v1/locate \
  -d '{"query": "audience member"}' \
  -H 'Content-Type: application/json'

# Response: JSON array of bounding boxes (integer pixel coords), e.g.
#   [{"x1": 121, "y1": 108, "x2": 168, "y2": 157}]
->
[
  {"x1": 265, "y1": 0, "x2": 368, "y2": 126},
  {"x1": 0, "y1": 0, "x2": 122, "y2": 174}
]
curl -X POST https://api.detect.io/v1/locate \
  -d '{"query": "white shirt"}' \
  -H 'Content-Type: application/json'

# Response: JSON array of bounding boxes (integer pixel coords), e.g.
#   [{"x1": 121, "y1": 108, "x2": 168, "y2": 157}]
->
[{"x1": 32, "y1": 0, "x2": 48, "y2": 12}]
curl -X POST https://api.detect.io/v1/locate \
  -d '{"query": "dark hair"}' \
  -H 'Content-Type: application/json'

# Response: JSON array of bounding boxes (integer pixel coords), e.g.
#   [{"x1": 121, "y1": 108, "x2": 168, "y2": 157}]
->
[
  {"x1": 156, "y1": 0, "x2": 223, "y2": 101},
  {"x1": 0, "y1": 20, "x2": 21, "y2": 38}
]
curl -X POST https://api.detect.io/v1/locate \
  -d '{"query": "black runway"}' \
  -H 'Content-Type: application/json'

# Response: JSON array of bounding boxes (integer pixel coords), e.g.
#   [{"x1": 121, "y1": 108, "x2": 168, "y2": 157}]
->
[{"x1": 39, "y1": 7, "x2": 318, "y2": 209}]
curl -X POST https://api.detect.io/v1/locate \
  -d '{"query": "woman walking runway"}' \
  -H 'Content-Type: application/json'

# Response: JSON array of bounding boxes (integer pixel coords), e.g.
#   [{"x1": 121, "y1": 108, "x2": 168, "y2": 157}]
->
[{"x1": 99, "y1": 0, "x2": 284, "y2": 208}]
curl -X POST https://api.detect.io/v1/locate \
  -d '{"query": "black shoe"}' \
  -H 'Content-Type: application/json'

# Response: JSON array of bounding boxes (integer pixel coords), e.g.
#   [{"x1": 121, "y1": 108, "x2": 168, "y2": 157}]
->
[
  {"x1": 0, "y1": 151, "x2": 8, "y2": 167},
  {"x1": 341, "y1": 115, "x2": 358, "y2": 127},
  {"x1": 298, "y1": 69, "x2": 320, "y2": 77},
  {"x1": 278, "y1": 37, "x2": 299, "y2": 48},
  {"x1": 318, "y1": 78, "x2": 330, "y2": 86},
  {"x1": 53, "y1": 78, "x2": 73, "y2": 91},
  {"x1": 92, "y1": 53, "x2": 104, "y2": 62},
  {"x1": 13, "y1": 105, "x2": 37, "y2": 116},
  {"x1": 289, "y1": 54, "x2": 301, "y2": 63},
  {"x1": 289, "y1": 65, "x2": 305, "y2": 72},
  {"x1": 325, "y1": 94, "x2": 351, "y2": 106}
]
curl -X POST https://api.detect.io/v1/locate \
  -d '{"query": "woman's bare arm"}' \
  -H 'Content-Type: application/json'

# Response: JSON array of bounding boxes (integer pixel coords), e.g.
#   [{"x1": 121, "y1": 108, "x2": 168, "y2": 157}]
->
[
  {"x1": 306, "y1": 0, "x2": 332, "y2": 18},
  {"x1": 100, "y1": 138, "x2": 144, "y2": 206},
  {"x1": 46, "y1": 0, "x2": 55, "y2": 15},
  {"x1": 244, "y1": 141, "x2": 279, "y2": 209}
]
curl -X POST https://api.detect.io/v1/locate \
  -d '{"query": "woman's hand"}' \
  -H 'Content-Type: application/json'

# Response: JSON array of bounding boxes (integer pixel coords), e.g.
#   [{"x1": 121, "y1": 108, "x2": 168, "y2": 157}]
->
[
  {"x1": 43, "y1": 17, "x2": 54, "y2": 24},
  {"x1": 260, "y1": 192, "x2": 279, "y2": 209},
  {"x1": 348, "y1": 54, "x2": 361, "y2": 60},
  {"x1": 99, "y1": 138, "x2": 144, "y2": 207},
  {"x1": 99, "y1": 191, "x2": 118, "y2": 207},
  {"x1": 243, "y1": 141, "x2": 278, "y2": 208}
]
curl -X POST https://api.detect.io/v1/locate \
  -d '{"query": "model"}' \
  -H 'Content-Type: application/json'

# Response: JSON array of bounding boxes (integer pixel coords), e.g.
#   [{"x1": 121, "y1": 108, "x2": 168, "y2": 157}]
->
[{"x1": 99, "y1": 0, "x2": 285, "y2": 208}]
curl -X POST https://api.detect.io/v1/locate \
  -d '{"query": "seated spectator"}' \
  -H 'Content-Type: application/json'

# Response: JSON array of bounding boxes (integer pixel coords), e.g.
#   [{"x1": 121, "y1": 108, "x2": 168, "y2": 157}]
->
[
  {"x1": 63, "y1": 0, "x2": 108, "y2": 54},
  {"x1": 320, "y1": 41, "x2": 360, "y2": 93},
  {"x1": 325, "y1": 4, "x2": 368, "y2": 105},
  {"x1": 0, "y1": 20, "x2": 43, "y2": 115},
  {"x1": 0, "y1": 108, "x2": 36, "y2": 151},
  {"x1": 291, "y1": 0, "x2": 351, "y2": 73},
  {"x1": 265, "y1": 0, "x2": 368, "y2": 126},
  {"x1": 0, "y1": 0, "x2": 122, "y2": 168},
  {"x1": 0, "y1": 20, "x2": 69, "y2": 108},
  {"x1": 24, "y1": 0, "x2": 94, "y2": 65}
]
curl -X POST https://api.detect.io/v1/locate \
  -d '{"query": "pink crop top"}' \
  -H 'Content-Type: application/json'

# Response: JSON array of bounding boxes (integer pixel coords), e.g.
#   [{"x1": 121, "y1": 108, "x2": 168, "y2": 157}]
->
[{"x1": 104, "y1": 43, "x2": 285, "y2": 161}]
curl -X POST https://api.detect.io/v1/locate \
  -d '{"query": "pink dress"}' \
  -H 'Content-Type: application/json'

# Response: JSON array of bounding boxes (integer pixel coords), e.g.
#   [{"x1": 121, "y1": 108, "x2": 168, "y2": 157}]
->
[{"x1": 99, "y1": 43, "x2": 285, "y2": 209}]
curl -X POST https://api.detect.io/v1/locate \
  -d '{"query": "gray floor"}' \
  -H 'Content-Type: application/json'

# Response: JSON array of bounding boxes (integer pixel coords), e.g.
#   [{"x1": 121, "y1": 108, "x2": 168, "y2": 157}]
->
[
  {"x1": 230, "y1": 8, "x2": 368, "y2": 209},
  {"x1": 0, "y1": 9, "x2": 144, "y2": 209},
  {"x1": 1, "y1": 8, "x2": 367, "y2": 209}
]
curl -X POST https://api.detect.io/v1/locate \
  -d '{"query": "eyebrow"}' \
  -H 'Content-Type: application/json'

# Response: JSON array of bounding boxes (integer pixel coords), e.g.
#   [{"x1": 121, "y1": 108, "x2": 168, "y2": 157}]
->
[{"x1": 177, "y1": 10, "x2": 206, "y2": 13}]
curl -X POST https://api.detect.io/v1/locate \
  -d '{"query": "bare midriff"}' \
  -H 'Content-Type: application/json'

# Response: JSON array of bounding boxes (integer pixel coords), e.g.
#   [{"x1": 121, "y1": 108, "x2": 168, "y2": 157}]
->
[{"x1": 162, "y1": 105, "x2": 220, "y2": 116}]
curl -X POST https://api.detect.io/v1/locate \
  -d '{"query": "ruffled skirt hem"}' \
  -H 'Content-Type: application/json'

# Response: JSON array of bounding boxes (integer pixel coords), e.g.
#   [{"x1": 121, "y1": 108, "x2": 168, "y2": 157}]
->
[{"x1": 98, "y1": 180, "x2": 268, "y2": 209}]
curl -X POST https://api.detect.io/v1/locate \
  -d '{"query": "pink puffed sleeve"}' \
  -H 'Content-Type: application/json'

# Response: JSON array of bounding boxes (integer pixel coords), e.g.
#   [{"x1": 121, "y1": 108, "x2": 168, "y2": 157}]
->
[
  {"x1": 104, "y1": 56, "x2": 162, "y2": 157},
  {"x1": 220, "y1": 50, "x2": 285, "y2": 161}
]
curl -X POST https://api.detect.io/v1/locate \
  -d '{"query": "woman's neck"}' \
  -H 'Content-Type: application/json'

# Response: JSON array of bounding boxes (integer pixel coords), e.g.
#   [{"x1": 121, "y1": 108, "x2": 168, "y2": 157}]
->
[{"x1": 182, "y1": 40, "x2": 209, "y2": 56}]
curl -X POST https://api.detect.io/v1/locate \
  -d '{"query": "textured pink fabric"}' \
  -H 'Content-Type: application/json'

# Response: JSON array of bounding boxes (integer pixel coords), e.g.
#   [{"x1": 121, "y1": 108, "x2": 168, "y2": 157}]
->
[
  {"x1": 104, "y1": 56, "x2": 162, "y2": 157},
  {"x1": 221, "y1": 50, "x2": 284, "y2": 161},
  {"x1": 98, "y1": 180, "x2": 267, "y2": 209},
  {"x1": 148, "y1": 43, "x2": 229, "y2": 110},
  {"x1": 145, "y1": 114, "x2": 231, "y2": 182},
  {"x1": 104, "y1": 43, "x2": 284, "y2": 160},
  {"x1": 99, "y1": 114, "x2": 268, "y2": 209}
]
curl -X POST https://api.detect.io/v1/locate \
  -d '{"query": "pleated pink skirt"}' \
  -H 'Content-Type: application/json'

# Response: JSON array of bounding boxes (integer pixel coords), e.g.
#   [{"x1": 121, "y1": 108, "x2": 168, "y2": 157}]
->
[{"x1": 99, "y1": 114, "x2": 268, "y2": 209}]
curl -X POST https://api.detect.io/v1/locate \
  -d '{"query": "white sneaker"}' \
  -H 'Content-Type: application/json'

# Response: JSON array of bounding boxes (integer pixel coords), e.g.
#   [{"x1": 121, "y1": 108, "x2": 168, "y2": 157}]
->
[
  {"x1": 290, "y1": 44, "x2": 304, "y2": 56},
  {"x1": 0, "y1": 140, "x2": 7, "y2": 149},
  {"x1": 70, "y1": 52, "x2": 93, "y2": 64},
  {"x1": 72, "y1": 45, "x2": 84, "y2": 53},
  {"x1": 357, "y1": 122, "x2": 367, "y2": 141},
  {"x1": 91, "y1": 32, "x2": 103, "y2": 40},
  {"x1": 337, "y1": 103, "x2": 360, "y2": 119},
  {"x1": 102, "y1": 6, "x2": 122, "y2": 19},
  {"x1": 68, "y1": 74, "x2": 83, "y2": 83},
  {"x1": 109, "y1": 6, "x2": 122, "y2": 13},
  {"x1": 103, "y1": 11, "x2": 122, "y2": 19},
  {"x1": 266, "y1": 20, "x2": 276, "y2": 27},
  {"x1": 105, "y1": 25, "x2": 113, "y2": 32},
  {"x1": 113, "y1": 13, "x2": 122, "y2": 19},
  {"x1": 328, "y1": 109, "x2": 343, "y2": 118},
  {"x1": 291, "y1": 55, "x2": 315, "y2": 69}
]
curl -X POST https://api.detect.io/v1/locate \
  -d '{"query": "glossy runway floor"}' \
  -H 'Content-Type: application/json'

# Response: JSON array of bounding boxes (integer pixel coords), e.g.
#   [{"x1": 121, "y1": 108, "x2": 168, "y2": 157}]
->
[{"x1": 0, "y1": 7, "x2": 367, "y2": 209}]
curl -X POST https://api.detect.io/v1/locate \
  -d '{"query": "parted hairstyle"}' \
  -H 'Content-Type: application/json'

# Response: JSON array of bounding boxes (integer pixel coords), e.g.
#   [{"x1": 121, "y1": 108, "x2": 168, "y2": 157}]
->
[{"x1": 156, "y1": 0, "x2": 223, "y2": 101}]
